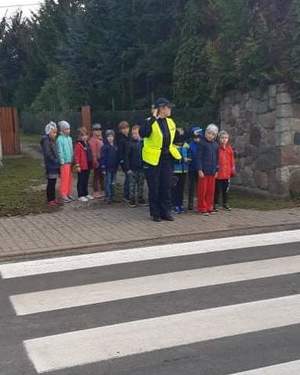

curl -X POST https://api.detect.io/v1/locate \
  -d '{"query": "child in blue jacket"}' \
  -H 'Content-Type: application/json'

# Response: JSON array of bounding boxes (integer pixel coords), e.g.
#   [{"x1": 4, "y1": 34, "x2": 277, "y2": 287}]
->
[
  {"x1": 197, "y1": 124, "x2": 219, "y2": 215},
  {"x1": 101, "y1": 130, "x2": 119, "y2": 204},
  {"x1": 40, "y1": 122, "x2": 60, "y2": 207},
  {"x1": 172, "y1": 129, "x2": 189, "y2": 214},
  {"x1": 188, "y1": 127, "x2": 203, "y2": 210}
]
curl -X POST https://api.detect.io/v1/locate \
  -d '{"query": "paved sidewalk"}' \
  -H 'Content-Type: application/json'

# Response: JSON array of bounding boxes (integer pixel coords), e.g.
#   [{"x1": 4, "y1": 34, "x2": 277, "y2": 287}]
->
[{"x1": 0, "y1": 199, "x2": 300, "y2": 260}]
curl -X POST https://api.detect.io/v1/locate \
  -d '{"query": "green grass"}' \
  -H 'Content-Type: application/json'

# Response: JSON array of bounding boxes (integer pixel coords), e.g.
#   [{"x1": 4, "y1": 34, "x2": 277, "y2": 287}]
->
[
  {"x1": 20, "y1": 132, "x2": 41, "y2": 145},
  {"x1": 230, "y1": 190, "x2": 300, "y2": 210},
  {"x1": 1, "y1": 146, "x2": 299, "y2": 216},
  {"x1": 0, "y1": 156, "x2": 56, "y2": 217}
]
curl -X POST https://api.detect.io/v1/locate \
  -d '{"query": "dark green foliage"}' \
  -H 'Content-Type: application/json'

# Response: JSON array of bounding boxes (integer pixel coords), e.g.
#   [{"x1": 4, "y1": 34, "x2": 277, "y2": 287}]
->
[{"x1": 0, "y1": 0, "x2": 300, "y2": 119}]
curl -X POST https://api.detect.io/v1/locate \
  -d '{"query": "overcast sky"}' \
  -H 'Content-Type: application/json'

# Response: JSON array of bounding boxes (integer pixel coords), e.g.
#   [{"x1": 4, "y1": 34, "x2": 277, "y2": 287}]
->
[{"x1": 0, "y1": 0, "x2": 42, "y2": 19}]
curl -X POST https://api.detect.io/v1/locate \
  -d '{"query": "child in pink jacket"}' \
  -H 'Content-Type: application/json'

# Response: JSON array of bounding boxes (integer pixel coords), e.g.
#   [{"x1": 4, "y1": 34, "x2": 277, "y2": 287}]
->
[{"x1": 89, "y1": 123, "x2": 104, "y2": 198}]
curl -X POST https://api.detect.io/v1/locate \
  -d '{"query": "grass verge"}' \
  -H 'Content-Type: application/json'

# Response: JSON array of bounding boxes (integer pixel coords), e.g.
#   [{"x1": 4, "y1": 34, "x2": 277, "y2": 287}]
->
[
  {"x1": 230, "y1": 190, "x2": 300, "y2": 210},
  {"x1": 0, "y1": 156, "x2": 55, "y2": 217}
]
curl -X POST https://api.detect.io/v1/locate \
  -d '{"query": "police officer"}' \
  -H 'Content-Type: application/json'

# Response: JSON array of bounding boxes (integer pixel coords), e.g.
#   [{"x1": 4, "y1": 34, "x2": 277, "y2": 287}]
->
[{"x1": 140, "y1": 98, "x2": 181, "y2": 222}]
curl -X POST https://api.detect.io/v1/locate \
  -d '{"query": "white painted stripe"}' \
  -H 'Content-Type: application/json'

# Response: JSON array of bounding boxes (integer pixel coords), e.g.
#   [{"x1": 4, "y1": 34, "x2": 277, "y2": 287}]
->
[
  {"x1": 231, "y1": 359, "x2": 300, "y2": 374},
  {"x1": 1, "y1": 229, "x2": 300, "y2": 279},
  {"x1": 10, "y1": 254, "x2": 300, "y2": 315},
  {"x1": 24, "y1": 294, "x2": 300, "y2": 373}
]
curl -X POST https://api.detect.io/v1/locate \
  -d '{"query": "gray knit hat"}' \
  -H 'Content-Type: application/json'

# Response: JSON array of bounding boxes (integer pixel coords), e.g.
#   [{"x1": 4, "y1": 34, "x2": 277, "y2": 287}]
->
[
  {"x1": 205, "y1": 124, "x2": 219, "y2": 135},
  {"x1": 58, "y1": 120, "x2": 71, "y2": 132},
  {"x1": 105, "y1": 129, "x2": 115, "y2": 137}
]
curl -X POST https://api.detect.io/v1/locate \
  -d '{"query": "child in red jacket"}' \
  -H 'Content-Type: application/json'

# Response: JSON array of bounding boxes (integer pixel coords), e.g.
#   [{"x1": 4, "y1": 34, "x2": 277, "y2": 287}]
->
[
  {"x1": 214, "y1": 130, "x2": 236, "y2": 211},
  {"x1": 74, "y1": 127, "x2": 94, "y2": 202}
]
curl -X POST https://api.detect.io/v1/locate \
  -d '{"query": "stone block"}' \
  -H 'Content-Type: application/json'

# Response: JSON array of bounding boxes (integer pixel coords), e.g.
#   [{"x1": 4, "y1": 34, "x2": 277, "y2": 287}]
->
[
  {"x1": 292, "y1": 103, "x2": 300, "y2": 118},
  {"x1": 244, "y1": 144, "x2": 257, "y2": 158},
  {"x1": 257, "y1": 100, "x2": 269, "y2": 114},
  {"x1": 268, "y1": 169, "x2": 289, "y2": 196},
  {"x1": 275, "y1": 131, "x2": 293, "y2": 146},
  {"x1": 250, "y1": 127, "x2": 261, "y2": 146},
  {"x1": 289, "y1": 168, "x2": 300, "y2": 197},
  {"x1": 262, "y1": 91, "x2": 269, "y2": 102},
  {"x1": 277, "y1": 92, "x2": 292, "y2": 105},
  {"x1": 281, "y1": 145, "x2": 300, "y2": 166},
  {"x1": 257, "y1": 112, "x2": 276, "y2": 129},
  {"x1": 224, "y1": 96, "x2": 232, "y2": 105},
  {"x1": 276, "y1": 104, "x2": 293, "y2": 118},
  {"x1": 278, "y1": 166, "x2": 291, "y2": 184},
  {"x1": 223, "y1": 106, "x2": 234, "y2": 123},
  {"x1": 276, "y1": 117, "x2": 292, "y2": 132},
  {"x1": 245, "y1": 110, "x2": 257, "y2": 124},
  {"x1": 268, "y1": 96, "x2": 276, "y2": 111},
  {"x1": 277, "y1": 83, "x2": 288, "y2": 93},
  {"x1": 255, "y1": 147, "x2": 280, "y2": 171},
  {"x1": 254, "y1": 171, "x2": 269, "y2": 190},
  {"x1": 252, "y1": 88, "x2": 261, "y2": 99},
  {"x1": 231, "y1": 104, "x2": 240, "y2": 119},
  {"x1": 243, "y1": 93, "x2": 250, "y2": 101},
  {"x1": 268, "y1": 85, "x2": 277, "y2": 98},
  {"x1": 246, "y1": 98, "x2": 257, "y2": 111},
  {"x1": 231, "y1": 175, "x2": 242, "y2": 185},
  {"x1": 234, "y1": 92, "x2": 243, "y2": 104},
  {"x1": 292, "y1": 118, "x2": 300, "y2": 132}
]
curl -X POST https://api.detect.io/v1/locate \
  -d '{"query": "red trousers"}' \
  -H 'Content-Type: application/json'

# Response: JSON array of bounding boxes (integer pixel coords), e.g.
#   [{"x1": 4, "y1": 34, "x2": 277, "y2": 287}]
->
[
  {"x1": 197, "y1": 175, "x2": 216, "y2": 213},
  {"x1": 60, "y1": 164, "x2": 73, "y2": 197}
]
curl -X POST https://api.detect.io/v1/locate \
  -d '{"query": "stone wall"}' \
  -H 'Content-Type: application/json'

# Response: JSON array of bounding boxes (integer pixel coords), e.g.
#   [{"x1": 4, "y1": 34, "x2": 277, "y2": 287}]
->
[{"x1": 220, "y1": 83, "x2": 300, "y2": 197}]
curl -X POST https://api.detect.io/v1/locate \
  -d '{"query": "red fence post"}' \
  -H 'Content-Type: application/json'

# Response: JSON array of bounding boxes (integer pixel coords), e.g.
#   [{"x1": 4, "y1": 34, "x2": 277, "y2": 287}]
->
[{"x1": 0, "y1": 107, "x2": 21, "y2": 155}]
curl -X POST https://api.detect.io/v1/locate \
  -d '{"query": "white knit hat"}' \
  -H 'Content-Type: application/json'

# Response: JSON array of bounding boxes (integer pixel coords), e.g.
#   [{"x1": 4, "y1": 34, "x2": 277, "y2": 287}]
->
[
  {"x1": 45, "y1": 121, "x2": 57, "y2": 135},
  {"x1": 206, "y1": 124, "x2": 219, "y2": 135}
]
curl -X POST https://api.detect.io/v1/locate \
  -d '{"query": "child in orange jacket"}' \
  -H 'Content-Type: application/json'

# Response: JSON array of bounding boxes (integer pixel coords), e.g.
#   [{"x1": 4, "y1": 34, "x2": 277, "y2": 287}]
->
[{"x1": 214, "y1": 130, "x2": 236, "y2": 211}]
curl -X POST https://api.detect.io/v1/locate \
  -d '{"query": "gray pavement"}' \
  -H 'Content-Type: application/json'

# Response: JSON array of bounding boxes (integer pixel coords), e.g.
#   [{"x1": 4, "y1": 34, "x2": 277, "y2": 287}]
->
[
  {"x1": 1, "y1": 230, "x2": 300, "y2": 374},
  {"x1": 1, "y1": 200, "x2": 300, "y2": 260}
]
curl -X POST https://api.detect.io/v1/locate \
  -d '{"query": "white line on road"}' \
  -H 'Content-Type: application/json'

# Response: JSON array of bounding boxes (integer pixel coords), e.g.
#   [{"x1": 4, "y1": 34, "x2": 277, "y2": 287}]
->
[
  {"x1": 10, "y1": 254, "x2": 300, "y2": 315},
  {"x1": 24, "y1": 294, "x2": 300, "y2": 373},
  {"x1": 1, "y1": 229, "x2": 300, "y2": 279},
  {"x1": 230, "y1": 359, "x2": 300, "y2": 374}
]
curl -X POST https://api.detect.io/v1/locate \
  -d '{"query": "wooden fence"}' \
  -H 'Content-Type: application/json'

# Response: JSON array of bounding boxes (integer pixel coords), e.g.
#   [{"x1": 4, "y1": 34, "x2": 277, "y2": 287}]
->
[
  {"x1": 81, "y1": 105, "x2": 92, "y2": 132},
  {"x1": 0, "y1": 107, "x2": 20, "y2": 155}
]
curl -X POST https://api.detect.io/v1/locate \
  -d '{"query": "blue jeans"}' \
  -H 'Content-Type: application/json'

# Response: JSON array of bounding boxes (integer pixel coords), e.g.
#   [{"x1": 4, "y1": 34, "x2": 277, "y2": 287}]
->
[{"x1": 105, "y1": 171, "x2": 116, "y2": 201}]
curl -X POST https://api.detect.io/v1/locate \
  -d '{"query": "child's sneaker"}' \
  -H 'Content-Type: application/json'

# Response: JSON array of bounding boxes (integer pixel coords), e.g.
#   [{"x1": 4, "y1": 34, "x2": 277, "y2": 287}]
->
[
  {"x1": 78, "y1": 196, "x2": 88, "y2": 202},
  {"x1": 62, "y1": 196, "x2": 72, "y2": 203},
  {"x1": 86, "y1": 195, "x2": 94, "y2": 200},
  {"x1": 223, "y1": 204, "x2": 232, "y2": 211},
  {"x1": 128, "y1": 199, "x2": 136, "y2": 208},
  {"x1": 68, "y1": 195, "x2": 75, "y2": 201},
  {"x1": 48, "y1": 200, "x2": 58, "y2": 208},
  {"x1": 138, "y1": 198, "x2": 147, "y2": 206}
]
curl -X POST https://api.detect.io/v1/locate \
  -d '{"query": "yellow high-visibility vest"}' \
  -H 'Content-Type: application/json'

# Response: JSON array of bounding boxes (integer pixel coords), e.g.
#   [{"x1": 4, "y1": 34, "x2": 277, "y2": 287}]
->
[{"x1": 142, "y1": 117, "x2": 182, "y2": 166}]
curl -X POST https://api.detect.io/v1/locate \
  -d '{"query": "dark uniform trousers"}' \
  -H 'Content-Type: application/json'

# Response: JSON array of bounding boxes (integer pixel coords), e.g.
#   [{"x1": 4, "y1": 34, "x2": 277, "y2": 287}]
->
[{"x1": 144, "y1": 154, "x2": 173, "y2": 218}]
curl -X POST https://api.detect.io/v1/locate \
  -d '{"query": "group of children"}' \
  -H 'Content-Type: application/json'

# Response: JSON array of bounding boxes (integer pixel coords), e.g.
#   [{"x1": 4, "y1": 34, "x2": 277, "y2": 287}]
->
[
  {"x1": 172, "y1": 124, "x2": 236, "y2": 216},
  {"x1": 41, "y1": 119, "x2": 235, "y2": 216},
  {"x1": 40, "y1": 120, "x2": 147, "y2": 207}
]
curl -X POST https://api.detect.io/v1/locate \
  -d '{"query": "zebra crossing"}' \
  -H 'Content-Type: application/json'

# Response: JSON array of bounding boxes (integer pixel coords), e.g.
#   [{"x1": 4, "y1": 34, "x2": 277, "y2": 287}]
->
[{"x1": 1, "y1": 229, "x2": 300, "y2": 374}]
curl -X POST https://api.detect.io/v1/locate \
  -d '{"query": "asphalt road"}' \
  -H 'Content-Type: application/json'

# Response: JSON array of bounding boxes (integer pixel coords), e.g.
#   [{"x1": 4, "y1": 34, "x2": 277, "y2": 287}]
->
[{"x1": 1, "y1": 230, "x2": 300, "y2": 375}]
